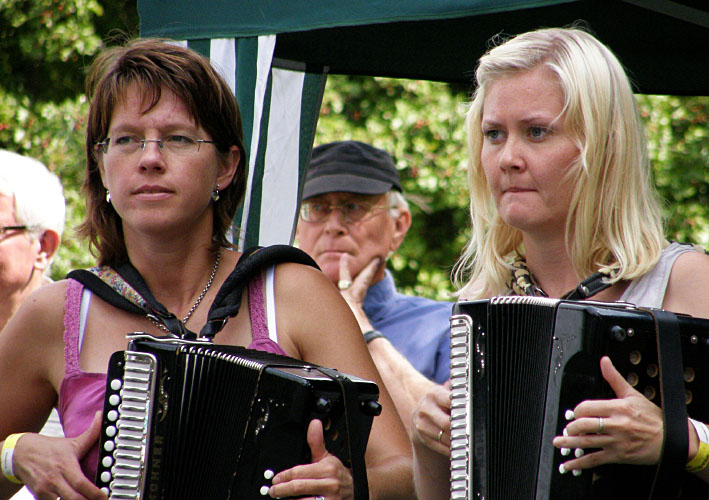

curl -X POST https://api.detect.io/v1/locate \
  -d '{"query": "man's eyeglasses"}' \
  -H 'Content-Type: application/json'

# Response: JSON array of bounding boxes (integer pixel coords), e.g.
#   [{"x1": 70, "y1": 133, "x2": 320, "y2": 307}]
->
[
  {"x1": 300, "y1": 200, "x2": 391, "y2": 224},
  {"x1": 95, "y1": 135, "x2": 217, "y2": 157},
  {"x1": 0, "y1": 225, "x2": 27, "y2": 235}
]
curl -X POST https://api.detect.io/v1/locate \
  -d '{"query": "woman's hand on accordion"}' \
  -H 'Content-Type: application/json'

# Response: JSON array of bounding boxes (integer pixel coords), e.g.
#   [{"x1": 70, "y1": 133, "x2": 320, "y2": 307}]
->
[
  {"x1": 268, "y1": 419, "x2": 354, "y2": 500},
  {"x1": 12, "y1": 411, "x2": 107, "y2": 500},
  {"x1": 553, "y1": 356, "x2": 665, "y2": 472}
]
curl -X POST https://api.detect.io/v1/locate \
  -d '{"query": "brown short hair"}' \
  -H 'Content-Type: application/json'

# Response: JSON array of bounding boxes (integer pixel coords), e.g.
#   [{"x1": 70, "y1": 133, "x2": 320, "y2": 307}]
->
[{"x1": 78, "y1": 38, "x2": 247, "y2": 266}]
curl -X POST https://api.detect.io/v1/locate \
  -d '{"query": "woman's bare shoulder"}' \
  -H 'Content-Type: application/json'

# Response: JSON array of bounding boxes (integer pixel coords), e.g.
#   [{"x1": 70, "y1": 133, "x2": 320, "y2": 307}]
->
[
  {"x1": 273, "y1": 261, "x2": 337, "y2": 297},
  {"x1": 4, "y1": 280, "x2": 68, "y2": 337}
]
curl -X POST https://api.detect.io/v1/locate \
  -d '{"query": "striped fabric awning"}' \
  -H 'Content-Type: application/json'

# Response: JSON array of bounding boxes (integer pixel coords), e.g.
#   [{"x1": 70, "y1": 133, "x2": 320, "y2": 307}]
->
[
  {"x1": 177, "y1": 37, "x2": 326, "y2": 249},
  {"x1": 141, "y1": 0, "x2": 708, "y2": 248}
]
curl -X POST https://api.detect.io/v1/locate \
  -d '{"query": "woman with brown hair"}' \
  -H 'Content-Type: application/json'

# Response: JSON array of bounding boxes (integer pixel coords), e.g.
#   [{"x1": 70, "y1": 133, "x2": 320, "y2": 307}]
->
[{"x1": 0, "y1": 39, "x2": 413, "y2": 500}]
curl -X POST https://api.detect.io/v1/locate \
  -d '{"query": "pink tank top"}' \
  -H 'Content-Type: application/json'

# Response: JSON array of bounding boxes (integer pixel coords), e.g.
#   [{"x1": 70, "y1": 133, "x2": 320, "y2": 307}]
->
[{"x1": 58, "y1": 270, "x2": 287, "y2": 481}]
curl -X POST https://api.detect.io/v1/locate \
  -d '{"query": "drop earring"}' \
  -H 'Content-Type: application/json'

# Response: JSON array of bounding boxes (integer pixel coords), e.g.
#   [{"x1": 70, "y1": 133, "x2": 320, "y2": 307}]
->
[
  {"x1": 106, "y1": 190, "x2": 111, "y2": 203},
  {"x1": 211, "y1": 184, "x2": 220, "y2": 202}
]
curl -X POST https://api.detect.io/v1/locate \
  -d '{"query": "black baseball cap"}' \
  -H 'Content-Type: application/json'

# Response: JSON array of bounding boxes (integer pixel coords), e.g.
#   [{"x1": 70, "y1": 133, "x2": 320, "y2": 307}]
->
[{"x1": 302, "y1": 140, "x2": 402, "y2": 200}]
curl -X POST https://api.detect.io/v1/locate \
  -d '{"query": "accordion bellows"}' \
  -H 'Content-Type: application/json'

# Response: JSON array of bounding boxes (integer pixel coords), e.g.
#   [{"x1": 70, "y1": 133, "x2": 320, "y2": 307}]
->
[
  {"x1": 450, "y1": 297, "x2": 709, "y2": 500},
  {"x1": 96, "y1": 334, "x2": 380, "y2": 499}
]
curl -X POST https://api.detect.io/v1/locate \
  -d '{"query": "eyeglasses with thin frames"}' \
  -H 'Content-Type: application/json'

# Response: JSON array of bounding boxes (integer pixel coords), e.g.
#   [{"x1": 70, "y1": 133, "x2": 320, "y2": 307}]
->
[
  {"x1": 300, "y1": 200, "x2": 392, "y2": 224},
  {"x1": 95, "y1": 135, "x2": 217, "y2": 157},
  {"x1": 0, "y1": 225, "x2": 28, "y2": 235}
]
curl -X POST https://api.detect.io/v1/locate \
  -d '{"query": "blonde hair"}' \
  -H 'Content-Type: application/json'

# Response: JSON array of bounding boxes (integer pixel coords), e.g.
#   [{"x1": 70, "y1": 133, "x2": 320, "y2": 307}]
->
[{"x1": 454, "y1": 27, "x2": 664, "y2": 298}]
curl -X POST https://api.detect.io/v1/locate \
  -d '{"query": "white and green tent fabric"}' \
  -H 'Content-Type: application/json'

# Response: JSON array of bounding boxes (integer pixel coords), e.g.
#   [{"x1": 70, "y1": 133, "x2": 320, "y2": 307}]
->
[
  {"x1": 168, "y1": 37, "x2": 326, "y2": 249},
  {"x1": 139, "y1": 0, "x2": 708, "y2": 248}
]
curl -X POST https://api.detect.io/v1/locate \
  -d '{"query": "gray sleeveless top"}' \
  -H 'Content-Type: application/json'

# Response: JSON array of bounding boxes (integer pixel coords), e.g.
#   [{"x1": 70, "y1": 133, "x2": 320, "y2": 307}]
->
[{"x1": 620, "y1": 242, "x2": 697, "y2": 308}]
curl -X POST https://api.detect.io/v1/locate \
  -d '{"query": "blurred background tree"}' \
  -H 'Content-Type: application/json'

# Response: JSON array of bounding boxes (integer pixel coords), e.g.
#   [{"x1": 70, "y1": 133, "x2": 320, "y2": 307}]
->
[
  {"x1": 0, "y1": 0, "x2": 139, "y2": 278},
  {"x1": 2, "y1": 1, "x2": 706, "y2": 299}
]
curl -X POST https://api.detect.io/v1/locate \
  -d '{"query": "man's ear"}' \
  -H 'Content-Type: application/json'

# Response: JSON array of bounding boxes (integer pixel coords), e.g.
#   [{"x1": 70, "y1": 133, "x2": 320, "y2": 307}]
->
[
  {"x1": 389, "y1": 209, "x2": 411, "y2": 253},
  {"x1": 34, "y1": 229, "x2": 61, "y2": 272}
]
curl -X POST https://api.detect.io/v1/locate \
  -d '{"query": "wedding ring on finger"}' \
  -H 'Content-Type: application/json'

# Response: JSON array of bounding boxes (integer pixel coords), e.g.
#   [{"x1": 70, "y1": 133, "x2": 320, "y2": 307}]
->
[
  {"x1": 316, "y1": 496, "x2": 326, "y2": 500},
  {"x1": 437, "y1": 429, "x2": 444, "y2": 442},
  {"x1": 337, "y1": 279, "x2": 352, "y2": 290},
  {"x1": 597, "y1": 417, "x2": 604, "y2": 434}
]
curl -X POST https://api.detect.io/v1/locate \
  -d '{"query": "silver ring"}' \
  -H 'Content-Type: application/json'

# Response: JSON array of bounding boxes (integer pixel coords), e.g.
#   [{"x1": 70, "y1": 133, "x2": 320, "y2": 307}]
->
[
  {"x1": 316, "y1": 496, "x2": 326, "y2": 500},
  {"x1": 437, "y1": 429, "x2": 444, "y2": 442},
  {"x1": 337, "y1": 279, "x2": 352, "y2": 290},
  {"x1": 598, "y1": 417, "x2": 604, "y2": 433}
]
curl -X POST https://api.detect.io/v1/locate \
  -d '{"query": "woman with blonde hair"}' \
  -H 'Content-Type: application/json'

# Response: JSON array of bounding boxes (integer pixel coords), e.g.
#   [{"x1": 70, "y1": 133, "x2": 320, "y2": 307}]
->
[{"x1": 412, "y1": 26, "x2": 709, "y2": 498}]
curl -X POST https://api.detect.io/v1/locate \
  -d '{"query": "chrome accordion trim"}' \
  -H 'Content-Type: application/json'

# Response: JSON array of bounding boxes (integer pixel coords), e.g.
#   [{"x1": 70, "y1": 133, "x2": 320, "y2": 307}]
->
[
  {"x1": 450, "y1": 313, "x2": 472, "y2": 500},
  {"x1": 103, "y1": 351, "x2": 157, "y2": 500}
]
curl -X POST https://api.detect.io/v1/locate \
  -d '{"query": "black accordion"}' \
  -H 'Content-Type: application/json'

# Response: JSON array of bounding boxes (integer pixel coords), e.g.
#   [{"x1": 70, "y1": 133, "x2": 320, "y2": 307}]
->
[
  {"x1": 95, "y1": 334, "x2": 381, "y2": 499},
  {"x1": 450, "y1": 297, "x2": 709, "y2": 500}
]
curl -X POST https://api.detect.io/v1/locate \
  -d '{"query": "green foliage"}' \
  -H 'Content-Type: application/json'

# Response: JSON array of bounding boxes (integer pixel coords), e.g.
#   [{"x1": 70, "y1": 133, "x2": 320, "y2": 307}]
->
[
  {"x1": 1, "y1": 3, "x2": 707, "y2": 297},
  {"x1": 638, "y1": 95, "x2": 709, "y2": 247},
  {"x1": 0, "y1": 1, "x2": 139, "y2": 279}
]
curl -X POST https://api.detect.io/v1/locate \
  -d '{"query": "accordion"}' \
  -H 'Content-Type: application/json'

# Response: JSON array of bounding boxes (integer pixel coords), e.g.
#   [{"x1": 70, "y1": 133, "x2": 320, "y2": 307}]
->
[
  {"x1": 95, "y1": 333, "x2": 381, "y2": 500},
  {"x1": 449, "y1": 297, "x2": 709, "y2": 500}
]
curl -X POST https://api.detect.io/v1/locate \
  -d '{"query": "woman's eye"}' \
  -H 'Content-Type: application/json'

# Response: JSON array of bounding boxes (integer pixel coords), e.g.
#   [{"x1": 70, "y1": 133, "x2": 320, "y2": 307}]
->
[
  {"x1": 529, "y1": 126, "x2": 548, "y2": 139},
  {"x1": 114, "y1": 136, "x2": 136, "y2": 145},
  {"x1": 484, "y1": 129, "x2": 501, "y2": 141},
  {"x1": 167, "y1": 135, "x2": 195, "y2": 144}
]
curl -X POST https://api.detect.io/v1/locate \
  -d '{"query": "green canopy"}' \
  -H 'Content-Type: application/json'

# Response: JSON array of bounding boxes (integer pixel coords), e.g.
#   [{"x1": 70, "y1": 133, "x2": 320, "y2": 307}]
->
[{"x1": 138, "y1": 0, "x2": 708, "y2": 248}]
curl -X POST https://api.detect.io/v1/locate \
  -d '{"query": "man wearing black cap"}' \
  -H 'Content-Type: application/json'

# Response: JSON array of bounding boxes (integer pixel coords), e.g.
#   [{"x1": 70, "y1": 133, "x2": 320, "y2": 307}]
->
[{"x1": 296, "y1": 140, "x2": 451, "y2": 436}]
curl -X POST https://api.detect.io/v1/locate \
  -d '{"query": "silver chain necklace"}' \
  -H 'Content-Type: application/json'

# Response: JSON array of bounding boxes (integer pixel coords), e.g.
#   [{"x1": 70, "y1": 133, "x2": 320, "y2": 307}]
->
[{"x1": 149, "y1": 250, "x2": 221, "y2": 333}]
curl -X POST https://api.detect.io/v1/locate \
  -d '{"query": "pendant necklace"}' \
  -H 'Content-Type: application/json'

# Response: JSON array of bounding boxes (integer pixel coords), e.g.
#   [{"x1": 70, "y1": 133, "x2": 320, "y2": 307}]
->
[{"x1": 149, "y1": 250, "x2": 221, "y2": 333}]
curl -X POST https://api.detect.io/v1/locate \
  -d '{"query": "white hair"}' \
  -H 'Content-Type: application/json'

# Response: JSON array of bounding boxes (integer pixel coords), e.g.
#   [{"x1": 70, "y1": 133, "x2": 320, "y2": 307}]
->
[
  {"x1": 386, "y1": 189, "x2": 409, "y2": 217},
  {"x1": 0, "y1": 150, "x2": 66, "y2": 240}
]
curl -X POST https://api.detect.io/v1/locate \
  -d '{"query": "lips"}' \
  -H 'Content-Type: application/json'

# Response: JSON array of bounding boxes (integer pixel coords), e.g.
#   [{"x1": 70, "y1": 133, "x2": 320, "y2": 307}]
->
[
  {"x1": 131, "y1": 185, "x2": 174, "y2": 201},
  {"x1": 133, "y1": 184, "x2": 172, "y2": 195}
]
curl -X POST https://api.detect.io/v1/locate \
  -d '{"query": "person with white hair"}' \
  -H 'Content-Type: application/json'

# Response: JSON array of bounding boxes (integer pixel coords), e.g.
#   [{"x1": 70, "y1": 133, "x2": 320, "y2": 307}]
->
[
  {"x1": 0, "y1": 150, "x2": 66, "y2": 500},
  {"x1": 0, "y1": 150, "x2": 65, "y2": 330}
]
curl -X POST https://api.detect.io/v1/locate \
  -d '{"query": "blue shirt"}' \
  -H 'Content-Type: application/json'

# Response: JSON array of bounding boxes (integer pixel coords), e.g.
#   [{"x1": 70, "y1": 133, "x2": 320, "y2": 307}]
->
[{"x1": 363, "y1": 271, "x2": 452, "y2": 384}]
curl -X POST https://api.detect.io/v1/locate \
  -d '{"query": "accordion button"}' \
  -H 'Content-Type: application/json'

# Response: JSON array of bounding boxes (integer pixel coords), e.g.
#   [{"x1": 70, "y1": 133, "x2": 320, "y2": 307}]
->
[
  {"x1": 108, "y1": 410, "x2": 118, "y2": 421},
  {"x1": 102, "y1": 456, "x2": 114, "y2": 468},
  {"x1": 106, "y1": 425, "x2": 117, "y2": 438},
  {"x1": 315, "y1": 397, "x2": 332, "y2": 413},
  {"x1": 101, "y1": 487, "x2": 110, "y2": 495},
  {"x1": 260, "y1": 485, "x2": 270, "y2": 496},
  {"x1": 104, "y1": 440, "x2": 115, "y2": 452},
  {"x1": 264, "y1": 469, "x2": 274, "y2": 480},
  {"x1": 110, "y1": 379, "x2": 122, "y2": 391},
  {"x1": 101, "y1": 471, "x2": 112, "y2": 483},
  {"x1": 109, "y1": 394, "x2": 120, "y2": 406}
]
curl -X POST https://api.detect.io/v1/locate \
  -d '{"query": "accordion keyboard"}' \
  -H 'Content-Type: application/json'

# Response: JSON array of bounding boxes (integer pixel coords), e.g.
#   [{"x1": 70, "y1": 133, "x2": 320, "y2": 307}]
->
[{"x1": 98, "y1": 352, "x2": 157, "y2": 499}]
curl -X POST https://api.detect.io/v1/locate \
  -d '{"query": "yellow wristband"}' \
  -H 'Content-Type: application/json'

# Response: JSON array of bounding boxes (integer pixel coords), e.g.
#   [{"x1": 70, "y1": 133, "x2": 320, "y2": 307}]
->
[
  {"x1": 1, "y1": 433, "x2": 26, "y2": 484},
  {"x1": 686, "y1": 441, "x2": 709, "y2": 473}
]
